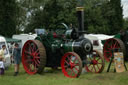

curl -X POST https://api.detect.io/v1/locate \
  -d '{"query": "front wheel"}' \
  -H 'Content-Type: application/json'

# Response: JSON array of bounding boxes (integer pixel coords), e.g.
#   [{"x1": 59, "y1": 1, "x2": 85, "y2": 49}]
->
[
  {"x1": 85, "y1": 50, "x2": 105, "y2": 73},
  {"x1": 61, "y1": 52, "x2": 82, "y2": 78}
]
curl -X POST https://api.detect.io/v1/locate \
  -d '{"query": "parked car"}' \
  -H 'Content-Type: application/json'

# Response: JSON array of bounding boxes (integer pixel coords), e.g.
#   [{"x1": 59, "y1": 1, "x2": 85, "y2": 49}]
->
[{"x1": 0, "y1": 36, "x2": 11, "y2": 67}]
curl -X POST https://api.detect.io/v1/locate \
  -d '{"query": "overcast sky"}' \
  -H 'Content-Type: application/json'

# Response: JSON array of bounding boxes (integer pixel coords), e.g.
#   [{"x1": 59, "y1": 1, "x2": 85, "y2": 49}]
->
[{"x1": 122, "y1": 0, "x2": 128, "y2": 18}]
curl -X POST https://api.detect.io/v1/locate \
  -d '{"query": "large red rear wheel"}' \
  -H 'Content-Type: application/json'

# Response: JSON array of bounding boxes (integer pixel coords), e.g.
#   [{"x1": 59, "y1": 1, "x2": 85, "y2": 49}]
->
[
  {"x1": 22, "y1": 40, "x2": 46, "y2": 75},
  {"x1": 103, "y1": 38, "x2": 125, "y2": 62},
  {"x1": 85, "y1": 50, "x2": 105, "y2": 73},
  {"x1": 61, "y1": 52, "x2": 82, "y2": 78}
]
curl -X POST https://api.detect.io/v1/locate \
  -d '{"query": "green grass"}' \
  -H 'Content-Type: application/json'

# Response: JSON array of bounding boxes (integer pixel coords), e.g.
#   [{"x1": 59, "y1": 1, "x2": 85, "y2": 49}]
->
[{"x1": 0, "y1": 63, "x2": 128, "y2": 85}]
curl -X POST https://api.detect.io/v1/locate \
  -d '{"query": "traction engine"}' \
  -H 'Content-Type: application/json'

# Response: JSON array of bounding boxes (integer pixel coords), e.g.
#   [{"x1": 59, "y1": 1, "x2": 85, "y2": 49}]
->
[{"x1": 22, "y1": 7, "x2": 105, "y2": 78}]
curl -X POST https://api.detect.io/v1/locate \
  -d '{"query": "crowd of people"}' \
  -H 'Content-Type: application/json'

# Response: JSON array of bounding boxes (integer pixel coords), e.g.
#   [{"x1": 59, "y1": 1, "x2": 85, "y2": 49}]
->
[{"x1": 0, "y1": 43, "x2": 21, "y2": 76}]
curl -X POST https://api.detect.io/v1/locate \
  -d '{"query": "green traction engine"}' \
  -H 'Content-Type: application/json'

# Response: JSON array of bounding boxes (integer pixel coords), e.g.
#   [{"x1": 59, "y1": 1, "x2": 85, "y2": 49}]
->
[{"x1": 22, "y1": 7, "x2": 105, "y2": 78}]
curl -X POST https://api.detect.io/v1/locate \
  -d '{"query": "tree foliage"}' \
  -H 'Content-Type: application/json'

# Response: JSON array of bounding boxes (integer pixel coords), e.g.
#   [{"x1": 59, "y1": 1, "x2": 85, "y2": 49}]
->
[
  {"x1": 24, "y1": 0, "x2": 124, "y2": 34},
  {"x1": 24, "y1": 0, "x2": 77, "y2": 33},
  {"x1": 0, "y1": 0, "x2": 19, "y2": 37},
  {"x1": 84, "y1": 0, "x2": 110, "y2": 34},
  {"x1": 0, "y1": 0, "x2": 125, "y2": 36},
  {"x1": 124, "y1": 17, "x2": 128, "y2": 29},
  {"x1": 84, "y1": 0, "x2": 123, "y2": 34},
  {"x1": 109, "y1": 0, "x2": 123, "y2": 34},
  {"x1": 16, "y1": 0, "x2": 47, "y2": 33}
]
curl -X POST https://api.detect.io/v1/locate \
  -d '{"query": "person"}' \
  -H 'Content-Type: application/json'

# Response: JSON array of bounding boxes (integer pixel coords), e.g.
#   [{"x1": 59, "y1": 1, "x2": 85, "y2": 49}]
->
[
  {"x1": 9, "y1": 42, "x2": 15, "y2": 64},
  {"x1": 13, "y1": 43, "x2": 21, "y2": 76},
  {"x1": 0, "y1": 45, "x2": 6, "y2": 75}
]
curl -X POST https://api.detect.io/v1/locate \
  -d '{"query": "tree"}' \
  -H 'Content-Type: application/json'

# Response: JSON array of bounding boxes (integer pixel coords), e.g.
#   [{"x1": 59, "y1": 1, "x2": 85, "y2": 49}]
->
[
  {"x1": 24, "y1": 0, "x2": 77, "y2": 33},
  {"x1": 0, "y1": 0, "x2": 19, "y2": 37},
  {"x1": 84, "y1": 0, "x2": 123, "y2": 35},
  {"x1": 84, "y1": 0, "x2": 110, "y2": 34},
  {"x1": 124, "y1": 17, "x2": 128, "y2": 29},
  {"x1": 108, "y1": 0, "x2": 123, "y2": 34},
  {"x1": 16, "y1": 0, "x2": 47, "y2": 33},
  {"x1": 23, "y1": 0, "x2": 124, "y2": 35}
]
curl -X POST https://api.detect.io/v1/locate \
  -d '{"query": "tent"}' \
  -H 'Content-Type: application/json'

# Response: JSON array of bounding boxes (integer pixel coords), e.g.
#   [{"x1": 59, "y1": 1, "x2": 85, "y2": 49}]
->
[{"x1": 5, "y1": 37, "x2": 21, "y2": 43}]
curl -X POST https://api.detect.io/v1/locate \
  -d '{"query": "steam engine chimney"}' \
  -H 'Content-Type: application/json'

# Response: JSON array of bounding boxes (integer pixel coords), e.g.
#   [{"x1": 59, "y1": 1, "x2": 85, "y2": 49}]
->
[{"x1": 76, "y1": 7, "x2": 84, "y2": 36}]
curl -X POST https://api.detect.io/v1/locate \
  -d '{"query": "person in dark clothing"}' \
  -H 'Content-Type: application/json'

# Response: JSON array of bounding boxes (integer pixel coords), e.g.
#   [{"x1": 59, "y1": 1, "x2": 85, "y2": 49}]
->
[{"x1": 13, "y1": 43, "x2": 21, "y2": 76}]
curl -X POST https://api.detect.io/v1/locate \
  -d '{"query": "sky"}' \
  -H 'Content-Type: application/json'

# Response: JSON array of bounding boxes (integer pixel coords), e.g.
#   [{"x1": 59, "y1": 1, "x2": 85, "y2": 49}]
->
[{"x1": 122, "y1": 0, "x2": 128, "y2": 18}]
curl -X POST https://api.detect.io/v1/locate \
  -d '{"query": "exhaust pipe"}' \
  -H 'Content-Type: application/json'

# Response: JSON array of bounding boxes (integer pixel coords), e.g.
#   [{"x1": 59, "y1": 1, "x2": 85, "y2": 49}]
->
[{"x1": 76, "y1": 7, "x2": 84, "y2": 36}]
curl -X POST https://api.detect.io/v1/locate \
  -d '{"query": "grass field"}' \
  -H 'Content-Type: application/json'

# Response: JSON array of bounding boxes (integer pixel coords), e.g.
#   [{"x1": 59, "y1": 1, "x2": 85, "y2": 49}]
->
[{"x1": 0, "y1": 63, "x2": 128, "y2": 85}]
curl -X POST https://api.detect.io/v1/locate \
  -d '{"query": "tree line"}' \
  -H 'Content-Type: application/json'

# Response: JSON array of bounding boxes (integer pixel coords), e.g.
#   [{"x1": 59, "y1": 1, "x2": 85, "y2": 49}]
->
[{"x1": 0, "y1": 0, "x2": 128, "y2": 37}]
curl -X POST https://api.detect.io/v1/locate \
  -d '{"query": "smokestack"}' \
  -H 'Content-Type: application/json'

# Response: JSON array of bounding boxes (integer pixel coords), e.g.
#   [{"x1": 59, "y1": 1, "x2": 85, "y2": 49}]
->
[{"x1": 76, "y1": 7, "x2": 84, "y2": 35}]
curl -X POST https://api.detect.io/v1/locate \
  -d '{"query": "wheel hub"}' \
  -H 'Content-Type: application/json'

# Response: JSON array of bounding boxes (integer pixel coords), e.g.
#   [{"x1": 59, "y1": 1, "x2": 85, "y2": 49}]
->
[
  {"x1": 70, "y1": 62, "x2": 75, "y2": 69},
  {"x1": 92, "y1": 60, "x2": 98, "y2": 65},
  {"x1": 32, "y1": 53, "x2": 35, "y2": 58}
]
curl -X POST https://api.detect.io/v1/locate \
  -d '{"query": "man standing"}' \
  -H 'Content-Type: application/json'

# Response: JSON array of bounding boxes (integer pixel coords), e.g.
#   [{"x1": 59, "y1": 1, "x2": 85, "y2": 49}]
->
[{"x1": 13, "y1": 43, "x2": 21, "y2": 76}]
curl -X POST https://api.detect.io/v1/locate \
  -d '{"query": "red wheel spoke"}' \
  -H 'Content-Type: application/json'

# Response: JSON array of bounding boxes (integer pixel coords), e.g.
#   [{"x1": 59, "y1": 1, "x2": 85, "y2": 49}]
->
[
  {"x1": 93, "y1": 55, "x2": 96, "y2": 60},
  {"x1": 33, "y1": 44, "x2": 37, "y2": 51},
  {"x1": 73, "y1": 57, "x2": 77, "y2": 63},
  {"x1": 33, "y1": 62, "x2": 36, "y2": 68},
  {"x1": 87, "y1": 64, "x2": 91, "y2": 67},
  {"x1": 28, "y1": 43, "x2": 33, "y2": 52},
  {"x1": 24, "y1": 50, "x2": 31, "y2": 55},
  {"x1": 96, "y1": 57, "x2": 100, "y2": 61},
  {"x1": 117, "y1": 44, "x2": 120, "y2": 48},
  {"x1": 35, "y1": 51, "x2": 40, "y2": 56},
  {"x1": 33, "y1": 62, "x2": 37, "y2": 71},
  {"x1": 74, "y1": 67, "x2": 79, "y2": 72},
  {"x1": 31, "y1": 48, "x2": 34, "y2": 53},
  {"x1": 27, "y1": 43, "x2": 31, "y2": 48},
  {"x1": 93, "y1": 65, "x2": 96, "y2": 72},
  {"x1": 31, "y1": 46, "x2": 34, "y2": 53},
  {"x1": 71, "y1": 56, "x2": 73, "y2": 61},
  {"x1": 110, "y1": 45, "x2": 113, "y2": 49},
  {"x1": 34, "y1": 49, "x2": 39, "y2": 54},
  {"x1": 28, "y1": 66, "x2": 32, "y2": 71},
  {"x1": 96, "y1": 64, "x2": 100, "y2": 70},
  {"x1": 115, "y1": 42, "x2": 119, "y2": 48},
  {"x1": 25, "y1": 59, "x2": 33, "y2": 63},
  {"x1": 97, "y1": 63, "x2": 102, "y2": 64},
  {"x1": 35, "y1": 56, "x2": 40, "y2": 59},
  {"x1": 65, "y1": 60, "x2": 69, "y2": 65},
  {"x1": 67, "y1": 56, "x2": 71, "y2": 62},
  {"x1": 71, "y1": 69, "x2": 77, "y2": 76},
  {"x1": 25, "y1": 55, "x2": 31, "y2": 59},
  {"x1": 64, "y1": 65, "x2": 68, "y2": 68},
  {"x1": 67, "y1": 69, "x2": 73, "y2": 76},
  {"x1": 74, "y1": 62, "x2": 79, "y2": 66},
  {"x1": 34, "y1": 60, "x2": 39, "y2": 66},
  {"x1": 36, "y1": 59, "x2": 40, "y2": 64},
  {"x1": 29, "y1": 64, "x2": 33, "y2": 71},
  {"x1": 107, "y1": 48, "x2": 112, "y2": 50},
  {"x1": 90, "y1": 66, "x2": 94, "y2": 71},
  {"x1": 70, "y1": 71, "x2": 73, "y2": 76},
  {"x1": 113, "y1": 41, "x2": 117, "y2": 48},
  {"x1": 104, "y1": 50, "x2": 110, "y2": 53}
]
